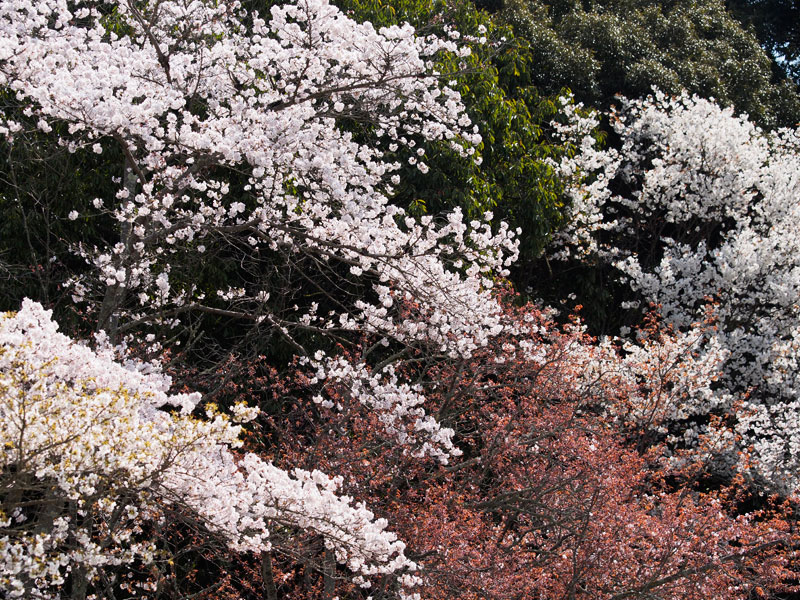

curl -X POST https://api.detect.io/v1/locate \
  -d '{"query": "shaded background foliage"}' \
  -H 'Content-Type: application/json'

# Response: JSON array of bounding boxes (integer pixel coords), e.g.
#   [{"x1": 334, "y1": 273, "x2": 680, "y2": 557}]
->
[
  {"x1": 483, "y1": 0, "x2": 800, "y2": 330},
  {"x1": 726, "y1": 0, "x2": 800, "y2": 84}
]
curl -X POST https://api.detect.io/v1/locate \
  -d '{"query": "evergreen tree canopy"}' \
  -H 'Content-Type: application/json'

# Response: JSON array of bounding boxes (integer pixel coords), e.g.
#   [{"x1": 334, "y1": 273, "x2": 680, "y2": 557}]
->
[
  {"x1": 727, "y1": 0, "x2": 800, "y2": 84},
  {"x1": 500, "y1": 0, "x2": 800, "y2": 126}
]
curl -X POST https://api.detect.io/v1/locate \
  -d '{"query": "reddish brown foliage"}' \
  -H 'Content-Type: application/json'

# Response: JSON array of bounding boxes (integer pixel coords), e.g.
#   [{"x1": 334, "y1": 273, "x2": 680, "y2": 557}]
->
[{"x1": 178, "y1": 298, "x2": 800, "y2": 600}]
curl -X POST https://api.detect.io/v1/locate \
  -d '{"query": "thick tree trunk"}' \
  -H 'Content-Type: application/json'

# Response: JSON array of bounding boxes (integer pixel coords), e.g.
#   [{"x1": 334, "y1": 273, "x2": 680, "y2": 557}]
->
[
  {"x1": 323, "y1": 546, "x2": 335, "y2": 600},
  {"x1": 261, "y1": 551, "x2": 278, "y2": 600}
]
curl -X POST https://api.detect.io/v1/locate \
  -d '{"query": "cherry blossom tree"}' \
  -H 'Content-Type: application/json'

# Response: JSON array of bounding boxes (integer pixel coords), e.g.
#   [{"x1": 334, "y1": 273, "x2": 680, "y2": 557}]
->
[
  {"x1": 0, "y1": 0, "x2": 515, "y2": 346},
  {"x1": 0, "y1": 0, "x2": 528, "y2": 462},
  {"x1": 553, "y1": 91, "x2": 800, "y2": 493},
  {"x1": 0, "y1": 300, "x2": 423, "y2": 599},
  {"x1": 0, "y1": 0, "x2": 524, "y2": 596}
]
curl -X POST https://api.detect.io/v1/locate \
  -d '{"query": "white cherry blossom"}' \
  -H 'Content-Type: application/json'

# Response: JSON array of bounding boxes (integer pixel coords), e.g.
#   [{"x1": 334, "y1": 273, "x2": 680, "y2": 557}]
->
[
  {"x1": 554, "y1": 92, "x2": 800, "y2": 492},
  {"x1": 0, "y1": 300, "x2": 417, "y2": 598},
  {"x1": 0, "y1": 0, "x2": 517, "y2": 462}
]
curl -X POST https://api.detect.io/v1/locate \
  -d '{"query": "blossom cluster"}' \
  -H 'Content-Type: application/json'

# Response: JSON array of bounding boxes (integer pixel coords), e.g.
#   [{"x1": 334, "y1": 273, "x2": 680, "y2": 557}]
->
[
  {"x1": 554, "y1": 91, "x2": 800, "y2": 492},
  {"x1": 0, "y1": 301, "x2": 416, "y2": 598},
  {"x1": 0, "y1": 0, "x2": 515, "y2": 348},
  {"x1": 307, "y1": 352, "x2": 461, "y2": 463}
]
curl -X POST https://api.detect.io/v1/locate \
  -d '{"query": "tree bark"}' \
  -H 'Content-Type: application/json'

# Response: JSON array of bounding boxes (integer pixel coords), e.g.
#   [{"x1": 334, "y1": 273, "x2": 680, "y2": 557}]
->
[{"x1": 261, "y1": 551, "x2": 278, "y2": 600}]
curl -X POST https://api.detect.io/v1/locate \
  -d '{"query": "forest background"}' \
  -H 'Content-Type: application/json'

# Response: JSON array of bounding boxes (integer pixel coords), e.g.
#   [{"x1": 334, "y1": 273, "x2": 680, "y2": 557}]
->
[{"x1": 2, "y1": 0, "x2": 800, "y2": 599}]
